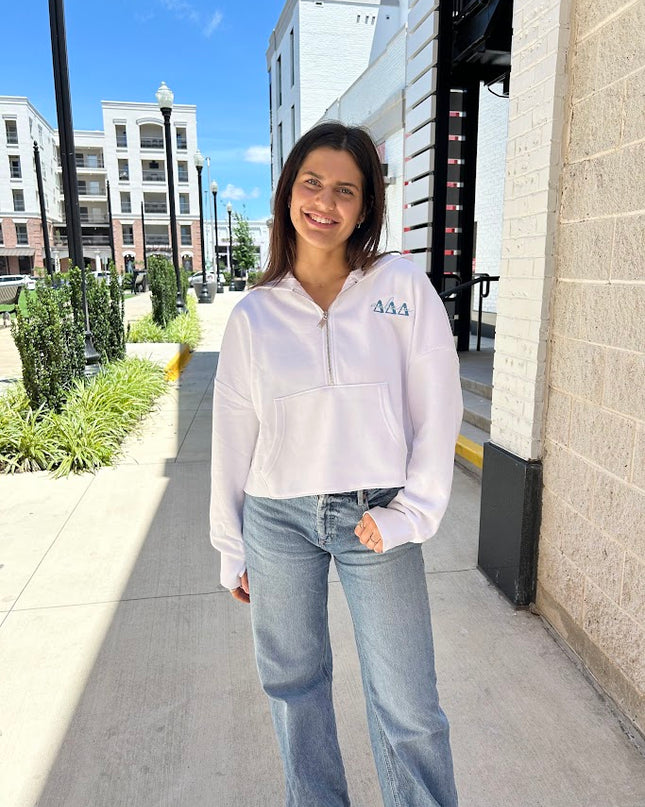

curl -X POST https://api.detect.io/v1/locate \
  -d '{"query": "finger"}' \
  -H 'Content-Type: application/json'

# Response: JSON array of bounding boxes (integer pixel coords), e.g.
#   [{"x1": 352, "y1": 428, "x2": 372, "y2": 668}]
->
[
  {"x1": 231, "y1": 587, "x2": 250, "y2": 604},
  {"x1": 240, "y1": 571, "x2": 250, "y2": 594}
]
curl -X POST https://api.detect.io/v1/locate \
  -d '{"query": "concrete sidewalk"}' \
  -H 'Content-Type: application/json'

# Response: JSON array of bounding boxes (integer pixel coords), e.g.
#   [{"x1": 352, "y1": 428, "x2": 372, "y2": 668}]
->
[{"x1": 0, "y1": 290, "x2": 644, "y2": 807}]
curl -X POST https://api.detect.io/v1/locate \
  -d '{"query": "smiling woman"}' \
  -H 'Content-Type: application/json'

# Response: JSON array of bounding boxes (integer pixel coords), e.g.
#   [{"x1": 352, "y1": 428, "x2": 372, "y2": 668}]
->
[{"x1": 209, "y1": 121, "x2": 464, "y2": 807}]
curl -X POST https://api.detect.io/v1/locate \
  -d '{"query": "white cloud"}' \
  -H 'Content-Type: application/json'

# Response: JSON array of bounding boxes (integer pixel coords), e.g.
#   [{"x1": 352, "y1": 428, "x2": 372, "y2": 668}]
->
[
  {"x1": 160, "y1": 1, "x2": 222, "y2": 37},
  {"x1": 204, "y1": 11, "x2": 223, "y2": 37},
  {"x1": 244, "y1": 145, "x2": 271, "y2": 165},
  {"x1": 221, "y1": 184, "x2": 261, "y2": 201}
]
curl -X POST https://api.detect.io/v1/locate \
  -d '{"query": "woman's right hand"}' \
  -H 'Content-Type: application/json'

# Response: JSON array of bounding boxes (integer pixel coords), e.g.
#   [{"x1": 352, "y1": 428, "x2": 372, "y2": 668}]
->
[{"x1": 231, "y1": 571, "x2": 250, "y2": 604}]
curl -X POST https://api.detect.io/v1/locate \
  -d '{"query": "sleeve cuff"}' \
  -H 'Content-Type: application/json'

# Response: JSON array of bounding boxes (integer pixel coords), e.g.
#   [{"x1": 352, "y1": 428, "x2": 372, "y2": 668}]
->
[
  {"x1": 367, "y1": 505, "x2": 416, "y2": 552},
  {"x1": 219, "y1": 554, "x2": 247, "y2": 591}
]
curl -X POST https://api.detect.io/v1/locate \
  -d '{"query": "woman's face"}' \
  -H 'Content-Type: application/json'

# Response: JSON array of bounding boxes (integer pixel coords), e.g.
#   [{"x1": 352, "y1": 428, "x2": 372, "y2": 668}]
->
[{"x1": 289, "y1": 147, "x2": 365, "y2": 260}]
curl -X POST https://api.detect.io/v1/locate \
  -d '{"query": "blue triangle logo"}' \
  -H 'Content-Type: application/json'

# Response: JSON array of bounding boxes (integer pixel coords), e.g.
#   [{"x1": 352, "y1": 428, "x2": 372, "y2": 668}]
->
[
  {"x1": 385, "y1": 300, "x2": 398, "y2": 315},
  {"x1": 397, "y1": 303, "x2": 409, "y2": 317},
  {"x1": 373, "y1": 300, "x2": 384, "y2": 313}
]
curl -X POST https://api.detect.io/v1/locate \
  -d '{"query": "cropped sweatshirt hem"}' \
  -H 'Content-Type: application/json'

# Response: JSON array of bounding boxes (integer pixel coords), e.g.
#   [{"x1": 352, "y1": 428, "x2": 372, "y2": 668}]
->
[{"x1": 210, "y1": 254, "x2": 464, "y2": 590}]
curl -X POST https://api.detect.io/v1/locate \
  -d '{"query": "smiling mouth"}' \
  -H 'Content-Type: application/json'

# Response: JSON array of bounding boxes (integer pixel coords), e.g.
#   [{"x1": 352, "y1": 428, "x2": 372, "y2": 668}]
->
[{"x1": 305, "y1": 212, "x2": 337, "y2": 226}]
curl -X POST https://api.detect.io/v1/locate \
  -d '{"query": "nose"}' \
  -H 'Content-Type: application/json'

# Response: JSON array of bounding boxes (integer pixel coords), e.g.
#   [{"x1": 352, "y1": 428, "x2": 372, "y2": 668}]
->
[{"x1": 315, "y1": 185, "x2": 335, "y2": 211}]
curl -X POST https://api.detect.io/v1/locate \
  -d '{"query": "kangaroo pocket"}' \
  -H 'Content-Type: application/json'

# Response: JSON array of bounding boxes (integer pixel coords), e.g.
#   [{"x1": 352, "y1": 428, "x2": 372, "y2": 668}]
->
[{"x1": 258, "y1": 383, "x2": 408, "y2": 497}]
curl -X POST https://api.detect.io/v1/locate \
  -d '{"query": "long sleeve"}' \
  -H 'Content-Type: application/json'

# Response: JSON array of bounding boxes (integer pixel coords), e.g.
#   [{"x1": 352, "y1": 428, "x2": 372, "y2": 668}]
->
[
  {"x1": 367, "y1": 275, "x2": 464, "y2": 550},
  {"x1": 209, "y1": 308, "x2": 259, "y2": 589}
]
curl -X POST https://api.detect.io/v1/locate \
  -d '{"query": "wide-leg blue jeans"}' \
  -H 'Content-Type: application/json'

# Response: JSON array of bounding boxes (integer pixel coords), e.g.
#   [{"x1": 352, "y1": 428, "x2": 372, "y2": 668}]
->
[{"x1": 242, "y1": 488, "x2": 458, "y2": 807}]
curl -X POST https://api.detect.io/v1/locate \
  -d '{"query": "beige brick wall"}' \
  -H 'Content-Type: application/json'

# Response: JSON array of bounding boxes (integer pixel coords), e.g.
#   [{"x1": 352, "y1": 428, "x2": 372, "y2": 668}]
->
[{"x1": 540, "y1": 0, "x2": 645, "y2": 732}]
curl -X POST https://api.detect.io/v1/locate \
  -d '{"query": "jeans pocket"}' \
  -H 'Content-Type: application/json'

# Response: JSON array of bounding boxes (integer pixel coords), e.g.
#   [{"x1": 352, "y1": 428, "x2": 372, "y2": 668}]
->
[{"x1": 365, "y1": 486, "x2": 402, "y2": 510}]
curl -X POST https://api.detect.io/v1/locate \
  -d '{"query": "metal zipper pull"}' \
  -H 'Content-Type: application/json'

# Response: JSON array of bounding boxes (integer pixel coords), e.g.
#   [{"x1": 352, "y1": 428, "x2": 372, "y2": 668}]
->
[{"x1": 318, "y1": 311, "x2": 328, "y2": 328}]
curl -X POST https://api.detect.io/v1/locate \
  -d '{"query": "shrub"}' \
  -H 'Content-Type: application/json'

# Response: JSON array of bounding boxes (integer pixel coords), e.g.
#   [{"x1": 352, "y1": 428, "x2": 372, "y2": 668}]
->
[
  {"x1": 11, "y1": 281, "x2": 84, "y2": 412},
  {"x1": 246, "y1": 270, "x2": 264, "y2": 287},
  {"x1": 107, "y1": 264, "x2": 126, "y2": 361},
  {"x1": 0, "y1": 358, "x2": 167, "y2": 476},
  {"x1": 148, "y1": 255, "x2": 177, "y2": 328},
  {"x1": 232, "y1": 211, "x2": 258, "y2": 276},
  {"x1": 127, "y1": 295, "x2": 201, "y2": 350}
]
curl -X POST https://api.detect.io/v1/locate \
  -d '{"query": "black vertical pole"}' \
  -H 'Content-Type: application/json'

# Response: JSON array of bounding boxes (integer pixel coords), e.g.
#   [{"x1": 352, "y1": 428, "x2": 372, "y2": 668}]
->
[
  {"x1": 428, "y1": 0, "x2": 453, "y2": 294},
  {"x1": 33, "y1": 142, "x2": 54, "y2": 279},
  {"x1": 160, "y1": 107, "x2": 184, "y2": 313},
  {"x1": 196, "y1": 164, "x2": 210, "y2": 303},
  {"x1": 227, "y1": 207, "x2": 234, "y2": 290},
  {"x1": 49, "y1": 0, "x2": 99, "y2": 374},
  {"x1": 212, "y1": 188, "x2": 223, "y2": 293},
  {"x1": 106, "y1": 180, "x2": 116, "y2": 267}
]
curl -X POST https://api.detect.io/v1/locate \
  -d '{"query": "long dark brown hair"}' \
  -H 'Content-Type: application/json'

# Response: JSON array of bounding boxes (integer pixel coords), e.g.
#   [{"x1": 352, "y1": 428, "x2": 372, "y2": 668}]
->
[{"x1": 258, "y1": 122, "x2": 386, "y2": 286}]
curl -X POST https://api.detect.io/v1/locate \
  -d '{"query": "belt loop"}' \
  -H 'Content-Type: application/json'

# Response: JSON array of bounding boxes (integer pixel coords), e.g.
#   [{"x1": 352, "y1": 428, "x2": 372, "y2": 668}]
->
[{"x1": 357, "y1": 489, "x2": 366, "y2": 509}]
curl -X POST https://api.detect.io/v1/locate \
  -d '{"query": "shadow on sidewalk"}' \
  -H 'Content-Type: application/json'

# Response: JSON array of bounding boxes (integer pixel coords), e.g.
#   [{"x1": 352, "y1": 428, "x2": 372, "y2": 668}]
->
[{"x1": 24, "y1": 350, "x2": 645, "y2": 807}]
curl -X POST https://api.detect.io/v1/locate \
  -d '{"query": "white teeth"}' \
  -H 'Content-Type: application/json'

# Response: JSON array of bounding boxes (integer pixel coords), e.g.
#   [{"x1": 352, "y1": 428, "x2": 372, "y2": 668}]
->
[{"x1": 308, "y1": 213, "x2": 334, "y2": 225}]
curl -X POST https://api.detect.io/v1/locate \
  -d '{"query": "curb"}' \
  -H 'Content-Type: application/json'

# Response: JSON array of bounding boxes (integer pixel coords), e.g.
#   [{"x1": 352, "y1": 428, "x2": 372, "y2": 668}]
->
[
  {"x1": 164, "y1": 343, "x2": 192, "y2": 381},
  {"x1": 455, "y1": 434, "x2": 483, "y2": 471}
]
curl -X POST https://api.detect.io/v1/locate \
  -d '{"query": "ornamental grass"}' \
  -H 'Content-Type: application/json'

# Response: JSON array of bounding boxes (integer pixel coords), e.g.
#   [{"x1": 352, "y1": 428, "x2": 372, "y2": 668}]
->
[{"x1": 0, "y1": 358, "x2": 166, "y2": 476}]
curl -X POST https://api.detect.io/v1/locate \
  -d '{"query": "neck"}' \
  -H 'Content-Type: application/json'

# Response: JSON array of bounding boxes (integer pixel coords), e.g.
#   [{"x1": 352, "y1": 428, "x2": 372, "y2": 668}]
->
[{"x1": 294, "y1": 244, "x2": 349, "y2": 288}]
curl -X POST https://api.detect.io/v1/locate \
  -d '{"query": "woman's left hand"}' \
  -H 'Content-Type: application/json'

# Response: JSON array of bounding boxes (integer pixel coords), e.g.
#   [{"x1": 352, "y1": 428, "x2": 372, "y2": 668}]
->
[{"x1": 354, "y1": 512, "x2": 383, "y2": 553}]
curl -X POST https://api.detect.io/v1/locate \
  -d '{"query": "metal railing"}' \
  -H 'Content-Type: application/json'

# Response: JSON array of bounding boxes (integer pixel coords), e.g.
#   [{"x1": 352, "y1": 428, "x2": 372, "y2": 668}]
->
[
  {"x1": 76, "y1": 156, "x2": 104, "y2": 169},
  {"x1": 144, "y1": 202, "x2": 167, "y2": 214},
  {"x1": 80, "y1": 214, "x2": 109, "y2": 224},
  {"x1": 78, "y1": 184, "x2": 105, "y2": 196},
  {"x1": 439, "y1": 273, "x2": 499, "y2": 351},
  {"x1": 140, "y1": 137, "x2": 164, "y2": 149},
  {"x1": 146, "y1": 235, "x2": 170, "y2": 245},
  {"x1": 142, "y1": 170, "x2": 165, "y2": 182}
]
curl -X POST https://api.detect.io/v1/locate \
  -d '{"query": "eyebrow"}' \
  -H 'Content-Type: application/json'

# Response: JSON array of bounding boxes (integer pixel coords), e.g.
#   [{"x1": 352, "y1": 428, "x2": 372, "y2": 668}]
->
[{"x1": 302, "y1": 170, "x2": 360, "y2": 191}]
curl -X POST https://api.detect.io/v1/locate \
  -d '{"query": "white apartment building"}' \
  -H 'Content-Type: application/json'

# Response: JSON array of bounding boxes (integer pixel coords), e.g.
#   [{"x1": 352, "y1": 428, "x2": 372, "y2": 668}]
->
[
  {"x1": 0, "y1": 96, "x2": 201, "y2": 276},
  {"x1": 203, "y1": 218, "x2": 270, "y2": 274},
  {"x1": 0, "y1": 98, "x2": 60, "y2": 275},
  {"x1": 266, "y1": 0, "x2": 406, "y2": 184}
]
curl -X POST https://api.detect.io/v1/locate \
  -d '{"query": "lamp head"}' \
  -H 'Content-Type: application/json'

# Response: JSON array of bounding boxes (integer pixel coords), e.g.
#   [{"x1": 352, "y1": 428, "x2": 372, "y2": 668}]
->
[
  {"x1": 210, "y1": 180, "x2": 218, "y2": 194},
  {"x1": 193, "y1": 149, "x2": 204, "y2": 169},
  {"x1": 155, "y1": 81, "x2": 174, "y2": 111},
  {"x1": 227, "y1": 202, "x2": 232, "y2": 213}
]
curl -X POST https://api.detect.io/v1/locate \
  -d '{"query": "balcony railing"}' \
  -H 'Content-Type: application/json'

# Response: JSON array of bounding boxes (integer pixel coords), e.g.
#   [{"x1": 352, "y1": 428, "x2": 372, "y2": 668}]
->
[
  {"x1": 144, "y1": 202, "x2": 167, "y2": 214},
  {"x1": 146, "y1": 235, "x2": 170, "y2": 245},
  {"x1": 142, "y1": 170, "x2": 165, "y2": 182},
  {"x1": 140, "y1": 137, "x2": 164, "y2": 149},
  {"x1": 76, "y1": 156, "x2": 105, "y2": 169},
  {"x1": 54, "y1": 234, "x2": 112, "y2": 246},
  {"x1": 80, "y1": 214, "x2": 109, "y2": 224},
  {"x1": 78, "y1": 184, "x2": 105, "y2": 196}
]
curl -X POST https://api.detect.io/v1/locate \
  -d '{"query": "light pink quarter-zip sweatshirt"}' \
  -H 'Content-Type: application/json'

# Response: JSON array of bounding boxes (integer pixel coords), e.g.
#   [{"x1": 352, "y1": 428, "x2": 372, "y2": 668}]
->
[{"x1": 210, "y1": 254, "x2": 464, "y2": 590}]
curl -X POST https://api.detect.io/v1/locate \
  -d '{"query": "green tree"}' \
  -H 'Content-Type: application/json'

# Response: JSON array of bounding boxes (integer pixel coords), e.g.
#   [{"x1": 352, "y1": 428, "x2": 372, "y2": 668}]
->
[
  {"x1": 148, "y1": 255, "x2": 177, "y2": 328},
  {"x1": 232, "y1": 211, "x2": 258, "y2": 276}
]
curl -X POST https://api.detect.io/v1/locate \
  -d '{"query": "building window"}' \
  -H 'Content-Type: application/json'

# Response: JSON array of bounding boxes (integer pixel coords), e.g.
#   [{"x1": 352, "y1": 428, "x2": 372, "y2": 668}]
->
[
  {"x1": 121, "y1": 192, "x2": 131, "y2": 214},
  {"x1": 291, "y1": 106, "x2": 296, "y2": 147},
  {"x1": 179, "y1": 194, "x2": 190, "y2": 215},
  {"x1": 278, "y1": 122, "x2": 284, "y2": 171},
  {"x1": 290, "y1": 29, "x2": 295, "y2": 86},
  {"x1": 12, "y1": 189, "x2": 25, "y2": 212},
  {"x1": 180, "y1": 225, "x2": 192, "y2": 246},
  {"x1": 115, "y1": 124, "x2": 127, "y2": 148},
  {"x1": 118, "y1": 159, "x2": 129, "y2": 181},
  {"x1": 277, "y1": 55, "x2": 282, "y2": 107},
  {"x1": 9, "y1": 156, "x2": 21, "y2": 179},
  {"x1": 122, "y1": 224, "x2": 134, "y2": 245},
  {"x1": 176, "y1": 128, "x2": 187, "y2": 151},
  {"x1": 0, "y1": 224, "x2": 4, "y2": 244},
  {"x1": 15, "y1": 223, "x2": 28, "y2": 245},
  {"x1": 177, "y1": 161, "x2": 188, "y2": 183},
  {"x1": 5, "y1": 119, "x2": 18, "y2": 145}
]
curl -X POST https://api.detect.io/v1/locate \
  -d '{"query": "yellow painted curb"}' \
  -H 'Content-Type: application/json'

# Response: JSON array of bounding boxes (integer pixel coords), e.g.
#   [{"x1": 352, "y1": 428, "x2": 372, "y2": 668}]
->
[
  {"x1": 456, "y1": 434, "x2": 484, "y2": 469},
  {"x1": 164, "y1": 343, "x2": 192, "y2": 381}
]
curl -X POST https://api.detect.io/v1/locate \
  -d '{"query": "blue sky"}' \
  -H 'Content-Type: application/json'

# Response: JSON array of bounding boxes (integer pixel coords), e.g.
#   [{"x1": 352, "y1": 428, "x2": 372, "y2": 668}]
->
[{"x1": 1, "y1": 0, "x2": 285, "y2": 220}]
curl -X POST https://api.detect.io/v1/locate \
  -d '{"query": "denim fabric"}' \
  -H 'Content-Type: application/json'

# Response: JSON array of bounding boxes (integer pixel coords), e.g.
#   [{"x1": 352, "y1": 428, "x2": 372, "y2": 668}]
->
[{"x1": 242, "y1": 488, "x2": 459, "y2": 807}]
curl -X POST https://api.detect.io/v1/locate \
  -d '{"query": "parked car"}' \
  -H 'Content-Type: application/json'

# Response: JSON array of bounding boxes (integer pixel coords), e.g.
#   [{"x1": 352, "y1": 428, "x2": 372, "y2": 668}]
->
[
  {"x1": 0, "y1": 274, "x2": 36, "y2": 290},
  {"x1": 189, "y1": 270, "x2": 216, "y2": 287}
]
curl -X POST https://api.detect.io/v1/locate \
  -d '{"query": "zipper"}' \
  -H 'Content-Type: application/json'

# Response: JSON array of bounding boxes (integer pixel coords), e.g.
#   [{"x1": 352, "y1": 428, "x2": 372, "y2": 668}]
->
[{"x1": 318, "y1": 310, "x2": 334, "y2": 385}]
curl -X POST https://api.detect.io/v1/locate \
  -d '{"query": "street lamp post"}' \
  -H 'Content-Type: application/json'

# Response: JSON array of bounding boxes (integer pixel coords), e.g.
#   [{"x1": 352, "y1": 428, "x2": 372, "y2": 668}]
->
[
  {"x1": 156, "y1": 81, "x2": 185, "y2": 315},
  {"x1": 140, "y1": 201, "x2": 148, "y2": 292},
  {"x1": 48, "y1": 0, "x2": 100, "y2": 375},
  {"x1": 193, "y1": 149, "x2": 211, "y2": 303},
  {"x1": 211, "y1": 181, "x2": 224, "y2": 293},
  {"x1": 106, "y1": 179, "x2": 116, "y2": 267},
  {"x1": 227, "y1": 201, "x2": 234, "y2": 290},
  {"x1": 33, "y1": 141, "x2": 54, "y2": 279}
]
